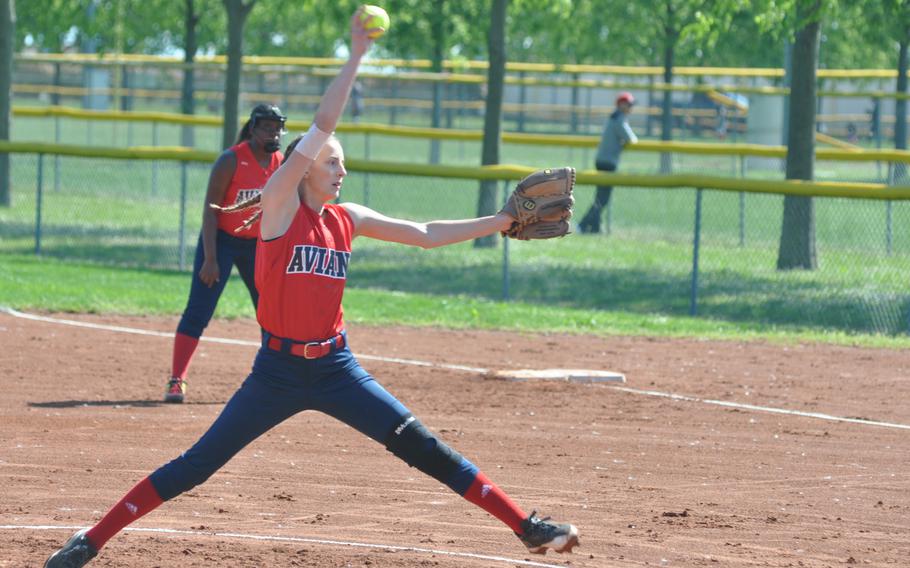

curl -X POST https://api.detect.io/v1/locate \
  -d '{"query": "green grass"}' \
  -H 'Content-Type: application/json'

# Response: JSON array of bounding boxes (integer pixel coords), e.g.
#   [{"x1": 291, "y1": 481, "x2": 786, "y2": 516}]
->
[
  {"x1": 3, "y1": 159, "x2": 909, "y2": 334},
  {"x1": 2, "y1": 253, "x2": 909, "y2": 349},
  {"x1": 4, "y1": 109, "x2": 910, "y2": 335}
]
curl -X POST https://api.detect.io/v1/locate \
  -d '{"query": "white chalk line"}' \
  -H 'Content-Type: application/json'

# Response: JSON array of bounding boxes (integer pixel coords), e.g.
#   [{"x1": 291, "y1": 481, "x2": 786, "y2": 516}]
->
[
  {"x1": 0, "y1": 524, "x2": 568, "y2": 568},
  {"x1": 1, "y1": 307, "x2": 488, "y2": 373},
  {"x1": 5, "y1": 307, "x2": 910, "y2": 431},
  {"x1": 610, "y1": 386, "x2": 910, "y2": 431}
]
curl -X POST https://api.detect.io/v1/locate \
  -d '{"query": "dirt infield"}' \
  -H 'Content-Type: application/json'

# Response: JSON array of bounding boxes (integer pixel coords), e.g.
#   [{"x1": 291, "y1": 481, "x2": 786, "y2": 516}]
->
[{"x1": 2, "y1": 311, "x2": 909, "y2": 567}]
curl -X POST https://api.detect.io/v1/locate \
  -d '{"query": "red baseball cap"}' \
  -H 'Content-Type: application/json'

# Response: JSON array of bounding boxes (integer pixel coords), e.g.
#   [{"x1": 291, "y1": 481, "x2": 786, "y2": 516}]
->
[{"x1": 616, "y1": 92, "x2": 635, "y2": 105}]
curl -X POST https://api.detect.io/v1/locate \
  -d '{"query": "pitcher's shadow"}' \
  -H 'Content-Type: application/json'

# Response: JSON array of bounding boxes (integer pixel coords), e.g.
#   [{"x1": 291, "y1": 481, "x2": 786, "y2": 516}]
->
[{"x1": 28, "y1": 400, "x2": 223, "y2": 408}]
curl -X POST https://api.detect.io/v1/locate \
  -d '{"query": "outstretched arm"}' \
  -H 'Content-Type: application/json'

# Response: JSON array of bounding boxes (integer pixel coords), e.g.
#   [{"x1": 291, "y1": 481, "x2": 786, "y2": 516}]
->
[
  {"x1": 259, "y1": 9, "x2": 374, "y2": 240},
  {"x1": 342, "y1": 202, "x2": 514, "y2": 249},
  {"x1": 622, "y1": 121, "x2": 638, "y2": 145}
]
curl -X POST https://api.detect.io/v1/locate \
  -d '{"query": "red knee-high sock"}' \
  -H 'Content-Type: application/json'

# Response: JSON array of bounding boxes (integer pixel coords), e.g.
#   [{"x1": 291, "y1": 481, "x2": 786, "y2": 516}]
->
[
  {"x1": 85, "y1": 477, "x2": 163, "y2": 550},
  {"x1": 462, "y1": 471, "x2": 528, "y2": 534},
  {"x1": 171, "y1": 332, "x2": 200, "y2": 380}
]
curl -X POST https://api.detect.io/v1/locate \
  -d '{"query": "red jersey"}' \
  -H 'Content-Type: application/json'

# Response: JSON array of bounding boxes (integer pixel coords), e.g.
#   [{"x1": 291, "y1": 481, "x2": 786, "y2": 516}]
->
[
  {"x1": 216, "y1": 141, "x2": 283, "y2": 239},
  {"x1": 255, "y1": 203, "x2": 354, "y2": 341}
]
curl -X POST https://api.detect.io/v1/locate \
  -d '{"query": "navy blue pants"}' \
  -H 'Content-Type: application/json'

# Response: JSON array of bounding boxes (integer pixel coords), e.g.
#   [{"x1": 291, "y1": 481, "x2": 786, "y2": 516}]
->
[
  {"x1": 149, "y1": 343, "x2": 479, "y2": 501},
  {"x1": 176, "y1": 230, "x2": 258, "y2": 339},
  {"x1": 579, "y1": 160, "x2": 616, "y2": 233}
]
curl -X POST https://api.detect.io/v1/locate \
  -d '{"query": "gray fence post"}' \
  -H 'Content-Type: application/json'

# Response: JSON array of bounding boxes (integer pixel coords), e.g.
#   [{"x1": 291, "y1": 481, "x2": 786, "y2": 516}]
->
[
  {"x1": 518, "y1": 72, "x2": 526, "y2": 132},
  {"x1": 364, "y1": 132, "x2": 371, "y2": 207},
  {"x1": 35, "y1": 154, "x2": 44, "y2": 255},
  {"x1": 390, "y1": 79, "x2": 398, "y2": 125},
  {"x1": 584, "y1": 81, "x2": 593, "y2": 135},
  {"x1": 152, "y1": 122, "x2": 159, "y2": 196},
  {"x1": 886, "y1": 200, "x2": 893, "y2": 256},
  {"x1": 570, "y1": 73, "x2": 579, "y2": 134},
  {"x1": 739, "y1": 192, "x2": 746, "y2": 247},
  {"x1": 54, "y1": 117, "x2": 61, "y2": 192},
  {"x1": 690, "y1": 188, "x2": 703, "y2": 316},
  {"x1": 502, "y1": 180, "x2": 511, "y2": 301},
  {"x1": 738, "y1": 154, "x2": 746, "y2": 247},
  {"x1": 178, "y1": 162, "x2": 188, "y2": 271}
]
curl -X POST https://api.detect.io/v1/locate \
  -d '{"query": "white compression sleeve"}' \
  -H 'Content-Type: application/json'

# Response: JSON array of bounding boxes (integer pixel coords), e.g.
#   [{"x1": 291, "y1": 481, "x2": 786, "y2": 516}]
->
[{"x1": 294, "y1": 124, "x2": 332, "y2": 160}]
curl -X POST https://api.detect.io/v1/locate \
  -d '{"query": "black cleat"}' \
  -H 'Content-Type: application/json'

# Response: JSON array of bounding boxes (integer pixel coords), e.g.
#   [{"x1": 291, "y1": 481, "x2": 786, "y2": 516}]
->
[
  {"x1": 517, "y1": 510, "x2": 580, "y2": 555},
  {"x1": 44, "y1": 529, "x2": 98, "y2": 568}
]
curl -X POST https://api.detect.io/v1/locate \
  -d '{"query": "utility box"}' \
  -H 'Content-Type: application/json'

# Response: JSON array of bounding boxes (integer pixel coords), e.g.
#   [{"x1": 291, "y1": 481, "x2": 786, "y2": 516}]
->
[{"x1": 746, "y1": 94, "x2": 785, "y2": 172}]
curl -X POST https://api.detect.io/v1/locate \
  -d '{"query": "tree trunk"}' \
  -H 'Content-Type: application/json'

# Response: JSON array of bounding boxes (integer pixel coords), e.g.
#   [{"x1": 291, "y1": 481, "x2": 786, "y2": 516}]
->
[
  {"x1": 475, "y1": 0, "x2": 506, "y2": 249},
  {"x1": 893, "y1": 33, "x2": 909, "y2": 183},
  {"x1": 181, "y1": 0, "x2": 199, "y2": 147},
  {"x1": 777, "y1": 1, "x2": 820, "y2": 271},
  {"x1": 221, "y1": 0, "x2": 255, "y2": 150},
  {"x1": 660, "y1": 1, "x2": 676, "y2": 174},
  {"x1": 429, "y1": 0, "x2": 445, "y2": 164},
  {"x1": 0, "y1": 0, "x2": 13, "y2": 207},
  {"x1": 895, "y1": 34, "x2": 908, "y2": 152}
]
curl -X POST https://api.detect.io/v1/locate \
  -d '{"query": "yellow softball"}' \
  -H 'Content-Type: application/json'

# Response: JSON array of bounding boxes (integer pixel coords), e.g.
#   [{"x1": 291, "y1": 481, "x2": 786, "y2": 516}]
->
[{"x1": 360, "y1": 5, "x2": 390, "y2": 39}]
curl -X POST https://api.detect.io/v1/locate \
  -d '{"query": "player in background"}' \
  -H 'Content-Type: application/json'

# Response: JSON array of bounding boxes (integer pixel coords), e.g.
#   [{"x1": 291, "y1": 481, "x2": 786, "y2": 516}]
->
[
  {"x1": 44, "y1": 10, "x2": 579, "y2": 567},
  {"x1": 164, "y1": 104, "x2": 286, "y2": 403},
  {"x1": 578, "y1": 91, "x2": 637, "y2": 234}
]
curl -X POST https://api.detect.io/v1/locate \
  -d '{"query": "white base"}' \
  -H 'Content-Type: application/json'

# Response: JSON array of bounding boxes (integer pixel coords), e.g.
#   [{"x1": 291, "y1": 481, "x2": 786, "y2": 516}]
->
[{"x1": 492, "y1": 368, "x2": 626, "y2": 383}]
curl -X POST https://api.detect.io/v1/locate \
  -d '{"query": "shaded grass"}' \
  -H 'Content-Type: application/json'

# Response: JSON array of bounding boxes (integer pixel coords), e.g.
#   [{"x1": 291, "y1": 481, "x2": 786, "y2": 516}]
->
[
  {"x1": 4, "y1": 114, "x2": 910, "y2": 335},
  {"x1": 2, "y1": 253, "x2": 909, "y2": 349},
  {"x1": 348, "y1": 236, "x2": 910, "y2": 334}
]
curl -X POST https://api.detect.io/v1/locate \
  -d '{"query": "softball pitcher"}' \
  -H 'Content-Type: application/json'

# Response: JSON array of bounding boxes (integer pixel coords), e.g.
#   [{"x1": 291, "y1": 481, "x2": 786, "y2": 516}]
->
[
  {"x1": 45, "y1": 10, "x2": 578, "y2": 567},
  {"x1": 165, "y1": 104, "x2": 286, "y2": 403}
]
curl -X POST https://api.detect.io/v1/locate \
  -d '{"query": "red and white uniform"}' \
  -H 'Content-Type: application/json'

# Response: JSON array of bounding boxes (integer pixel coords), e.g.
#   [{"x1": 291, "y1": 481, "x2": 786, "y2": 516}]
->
[
  {"x1": 255, "y1": 203, "x2": 353, "y2": 341},
  {"x1": 217, "y1": 142, "x2": 283, "y2": 239}
]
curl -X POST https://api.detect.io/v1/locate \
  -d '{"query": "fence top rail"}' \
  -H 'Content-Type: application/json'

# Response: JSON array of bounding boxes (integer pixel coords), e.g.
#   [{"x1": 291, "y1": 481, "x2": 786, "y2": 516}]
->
[
  {"x1": 3, "y1": 140, "x2": 908, "y2": 200},
  {"x1": 0, "y1": 140, "x2": 216, "y2": 161},
  {"x1": 14, "y1": 57, "x2": 910, "y2": 99},
  {"x1": 343, "y1": 159, "x2": 910, "y2": 200},
  {"x1": 14, "y1": 106, "x2": 910, "y2": 163},
  {"x1": 14, "y1": 52, "x2": 909, "y2": 80}
]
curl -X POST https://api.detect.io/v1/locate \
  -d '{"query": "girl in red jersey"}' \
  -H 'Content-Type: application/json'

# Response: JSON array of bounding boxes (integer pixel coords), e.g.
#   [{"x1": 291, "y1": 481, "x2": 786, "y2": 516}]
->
[
  {"x1": 44, "y1": 10, "x2": 578, "y2": 568},
  {"x1": 165, "y1": 104, "x2": 286, "y2": 403}
]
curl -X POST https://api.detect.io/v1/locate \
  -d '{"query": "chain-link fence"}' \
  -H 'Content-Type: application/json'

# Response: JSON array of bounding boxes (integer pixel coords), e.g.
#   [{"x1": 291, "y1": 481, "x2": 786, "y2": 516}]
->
[
  {"x1": 2, "y1": 153, "x2": 209, "y2": 269},
  {"x1": 10, "y1": 106, "x2": 907, "y2": 185},
  {"x1": 2, "y1": 150, "x2": 909, "y2": 335},
  {"x1": 12, "y1": 55, "x2": 904, "y2": 145}
]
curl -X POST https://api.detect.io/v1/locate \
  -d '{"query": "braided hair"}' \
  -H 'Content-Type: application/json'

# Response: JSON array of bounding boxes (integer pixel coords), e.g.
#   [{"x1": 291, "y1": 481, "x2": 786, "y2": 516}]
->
[{"x1": 234, "y1": 118, "x2": 255, "y2": 145}]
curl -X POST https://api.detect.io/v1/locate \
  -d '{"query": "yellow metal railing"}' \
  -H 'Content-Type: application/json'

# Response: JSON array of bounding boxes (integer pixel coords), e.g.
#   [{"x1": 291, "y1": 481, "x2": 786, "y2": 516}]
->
[
  {"x1": 14, "y1": 54, "x2": 910, "y2": 100},
  {"x1": 3, "y1": 140, "x2": 909, "y2": 200},
  {"x1": 11, "y1": 106, "x2": 910, "y2": 164},
  {"x1": 15, "y1": 52, "x2": 910, "y2": 79}
]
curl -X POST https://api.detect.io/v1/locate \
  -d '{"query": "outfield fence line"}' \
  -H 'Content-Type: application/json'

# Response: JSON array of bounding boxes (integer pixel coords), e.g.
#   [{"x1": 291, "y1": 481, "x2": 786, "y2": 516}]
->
[
  {"x1": 15, "y1": 58, "x2": 902, "y2": 147},
  {"x1": 12, "y1": 73, "x2": 910, "y2": 101},
  {"x1": 3, "y1": 140, "x2": 910, "y2": 195},
  {"x1": 13, "y1": 89, "x2": 752, "y2": 121},
  {"x1": 11, "y1": 106, "x2": 910, "y2": 163},
  {"x1": 2, "y1": 141, "x2": 909, "y2": 335},
  {"x1": 11, "y1": 100, "x2": 735, "y2": 124},
  {"x1": 14, "y1": 52, "x2": 910, "y2": 80},
  {"x1": 11, "y1": 106, "x2": 910, "y2": 198}
]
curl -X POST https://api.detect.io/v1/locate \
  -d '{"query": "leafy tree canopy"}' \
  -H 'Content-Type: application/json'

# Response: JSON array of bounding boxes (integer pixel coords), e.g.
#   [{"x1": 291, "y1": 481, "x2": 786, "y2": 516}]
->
[{"x1": 11, "y1": 0, "x2": 909, "y2": 70}]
